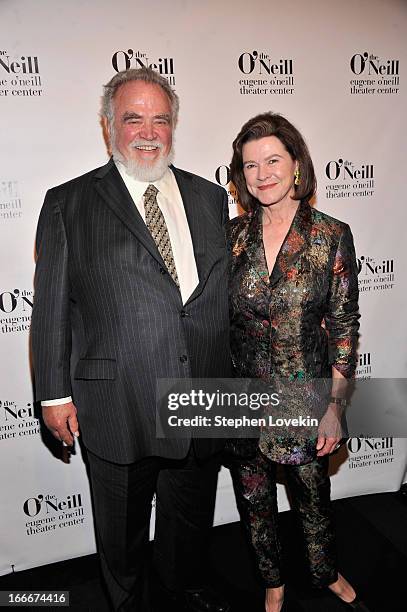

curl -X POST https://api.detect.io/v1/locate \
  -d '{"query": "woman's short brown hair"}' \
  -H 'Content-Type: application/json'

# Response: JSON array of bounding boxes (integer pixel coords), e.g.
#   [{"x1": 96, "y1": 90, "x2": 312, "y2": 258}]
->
[{"x1": 230, "y1": 112, "x2": 316, "y2": 211}]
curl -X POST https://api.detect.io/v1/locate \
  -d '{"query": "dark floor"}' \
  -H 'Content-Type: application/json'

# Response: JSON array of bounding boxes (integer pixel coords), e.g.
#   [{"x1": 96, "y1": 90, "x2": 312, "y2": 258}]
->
[{"x1": 1, "y1": 490, "x2": 407, "y2": 611}]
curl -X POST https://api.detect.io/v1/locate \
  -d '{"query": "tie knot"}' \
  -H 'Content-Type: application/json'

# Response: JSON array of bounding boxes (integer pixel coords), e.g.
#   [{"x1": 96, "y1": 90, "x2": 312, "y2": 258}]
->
[{"x1": 144, "y1": 184, "x2": 158, "y2": 200}]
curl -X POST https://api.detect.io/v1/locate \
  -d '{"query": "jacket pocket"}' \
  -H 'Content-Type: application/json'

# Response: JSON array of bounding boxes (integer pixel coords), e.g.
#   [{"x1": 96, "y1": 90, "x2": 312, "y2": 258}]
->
[{"x1": 74, "y1": 358, "x2": 116, "y2": 380}]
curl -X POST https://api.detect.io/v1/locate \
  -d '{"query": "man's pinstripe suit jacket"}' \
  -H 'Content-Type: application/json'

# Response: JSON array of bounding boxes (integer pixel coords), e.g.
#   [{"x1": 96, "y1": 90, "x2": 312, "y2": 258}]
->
[{"x1": 31, "y1": 159, "x2": 231, "y2": 463}]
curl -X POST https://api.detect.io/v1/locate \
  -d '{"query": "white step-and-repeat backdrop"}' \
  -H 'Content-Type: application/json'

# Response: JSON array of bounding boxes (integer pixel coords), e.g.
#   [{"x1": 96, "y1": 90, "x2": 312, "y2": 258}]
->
[{"x1": 1, "y1": 0, "x2": 406, "y2": 574}]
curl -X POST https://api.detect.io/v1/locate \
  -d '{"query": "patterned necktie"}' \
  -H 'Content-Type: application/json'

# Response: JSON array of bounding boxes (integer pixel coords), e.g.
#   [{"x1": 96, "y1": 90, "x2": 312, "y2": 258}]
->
[{"x1": 143, "y1": 184, "x2": 180, "y2": 287}]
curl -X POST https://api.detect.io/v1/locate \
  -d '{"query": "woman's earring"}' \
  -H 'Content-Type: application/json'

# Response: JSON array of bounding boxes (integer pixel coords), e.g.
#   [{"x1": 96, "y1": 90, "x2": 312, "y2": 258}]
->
[{"x1": 294, "y1": 168, "x2": 301, "y2": 186}]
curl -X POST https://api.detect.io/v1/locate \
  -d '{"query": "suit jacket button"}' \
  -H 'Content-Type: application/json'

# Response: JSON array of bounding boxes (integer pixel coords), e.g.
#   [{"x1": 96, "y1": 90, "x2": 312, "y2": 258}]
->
[
  {"x1": 180, "y1": 354, "x2": 188, "y2": 363},
  {"x1": 180, "y1": 310, "x2": 188, "y2": 318},
  {"x1": 159, "y1": 267, "x2": 166, "y2": 274}
]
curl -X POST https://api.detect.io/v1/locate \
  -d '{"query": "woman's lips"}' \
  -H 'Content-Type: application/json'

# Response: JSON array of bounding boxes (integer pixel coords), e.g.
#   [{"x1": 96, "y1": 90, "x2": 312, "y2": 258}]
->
[{"x1": 257, "y1": 183, "x2": 277, "y2": 190}]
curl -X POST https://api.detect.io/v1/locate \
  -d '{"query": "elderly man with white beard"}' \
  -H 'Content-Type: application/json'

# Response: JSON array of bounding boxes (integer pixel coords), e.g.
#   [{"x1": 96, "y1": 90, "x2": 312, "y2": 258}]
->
[{"x1": 31, "y1": 67, "x2": 231, "y2": 612}]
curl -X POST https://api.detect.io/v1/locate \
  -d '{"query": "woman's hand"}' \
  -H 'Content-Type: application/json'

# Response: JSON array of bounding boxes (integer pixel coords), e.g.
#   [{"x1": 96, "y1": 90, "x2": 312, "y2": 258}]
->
[{"x1": 316, "y1": 404, "x2": 343, "y2": 456}]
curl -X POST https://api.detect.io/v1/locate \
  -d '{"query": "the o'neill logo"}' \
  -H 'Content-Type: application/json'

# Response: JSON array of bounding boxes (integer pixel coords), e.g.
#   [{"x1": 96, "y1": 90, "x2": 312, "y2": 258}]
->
[
  {"x1": 112, "y1": 49, "x2": 175, "y2": 85},
  {"x1": 357, "y1": 255, "x2": 395, "y2": 293},
  {"x1": 23, "y1": 493, "x2": 83, "y2": 517},
  {"x1": 0, "y1": 400, "x2": 39, "y2": 442},
  {"x1": 214, "y1": 165, "x2": 238, "y2": 209},
  {"x1": 346, "y1": 437, "x2": 394, "y2": 470},
  {"x1": 0, "y1": 51, "x2": 43, "y2": 97},
  {"x1": 324, "y1": 158, "x2": 375, "y2": 200},
  {"x1": 23, "y1": 492, "x2": 86, "y2": 536},
  {"x1": 0, "y1": 180, "x2": 22, "y2": 221},
  {"x1": 351, "y1": 53, "x2": 399, "y2": 76},
  {"x1": 356, "y1": 352, "x2": 372, "y2": 379},
  {"x1": 349, "y1": 52, "x2": 400, "y2": 95},
  {"x1": 0, "y1": 288, "x2": 33, "y2": 334},
  {"x1": 325, "y1": 159, "x2": 374, "y2": 181},
  {"x1": 237, "y1": 50, "x2": 294, "y2": 96}
]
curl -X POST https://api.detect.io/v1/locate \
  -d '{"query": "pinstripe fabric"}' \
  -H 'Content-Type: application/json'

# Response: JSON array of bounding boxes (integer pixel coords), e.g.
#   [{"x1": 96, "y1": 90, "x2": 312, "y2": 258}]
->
[{"x1": 31, "y1": 159, "x2": 231, "y2": 463}]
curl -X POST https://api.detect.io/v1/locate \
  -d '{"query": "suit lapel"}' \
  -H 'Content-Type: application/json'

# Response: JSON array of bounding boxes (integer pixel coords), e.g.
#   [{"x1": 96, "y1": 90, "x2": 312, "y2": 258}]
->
[
  {"x1": 239, "y1": 206, "x2": 270, "y2": 289},
  {"x1": 269, "y1": 200, "x2": 312, "y2": 288},
  {"x1": 94, "y1": 161, "x2": 224, "y2": 303},
  {"x1": 94, "y1": 159, "x2": 166, "y2": 268},
  {"x1": 172, "y1": 167, "x2": 221, "y2": 304},
  {"x1": 241, "y1": 200, "x2": 312, "y2": 290}
]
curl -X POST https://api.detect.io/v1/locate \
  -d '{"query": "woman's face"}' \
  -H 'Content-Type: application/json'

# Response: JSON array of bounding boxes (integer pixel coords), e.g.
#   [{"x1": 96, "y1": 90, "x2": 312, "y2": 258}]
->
[{"x1": 242, "y1": 136, "x2": 298, "y2": 207}]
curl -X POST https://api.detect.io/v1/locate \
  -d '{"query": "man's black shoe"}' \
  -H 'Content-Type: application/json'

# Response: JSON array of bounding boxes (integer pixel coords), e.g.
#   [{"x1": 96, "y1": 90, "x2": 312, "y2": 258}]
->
[{"x1": 184, "y1": 587, "x2": 231, "y2": 612}]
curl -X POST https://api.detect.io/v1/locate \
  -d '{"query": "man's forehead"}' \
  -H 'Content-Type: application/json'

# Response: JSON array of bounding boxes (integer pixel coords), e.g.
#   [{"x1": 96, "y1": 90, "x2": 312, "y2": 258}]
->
[{"x1": 114, "y1": 80, "x2": 171, "y2": 109}]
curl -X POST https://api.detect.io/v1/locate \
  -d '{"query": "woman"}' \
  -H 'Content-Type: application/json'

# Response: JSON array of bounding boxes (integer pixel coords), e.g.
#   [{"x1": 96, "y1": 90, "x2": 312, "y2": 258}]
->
[{"x1": 227, "y1": 113, "x2": 368, "y2": 612}]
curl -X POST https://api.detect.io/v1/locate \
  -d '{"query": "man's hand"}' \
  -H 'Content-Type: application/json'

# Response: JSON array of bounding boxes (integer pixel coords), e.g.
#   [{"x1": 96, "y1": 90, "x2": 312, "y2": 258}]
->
[
  {"x1": 42, "y1": 402, "x2": 79, "y2": 446},
  {"x1": 316, "y1": 406, "x2": 342, "y2": 457}
]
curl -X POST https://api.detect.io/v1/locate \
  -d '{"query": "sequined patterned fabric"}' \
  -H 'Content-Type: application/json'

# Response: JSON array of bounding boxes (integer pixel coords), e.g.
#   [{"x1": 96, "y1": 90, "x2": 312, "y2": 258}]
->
[
  {"x1": 230, "y1": 452, "x2": 337, "y2": 587},
  {"x1": 227, "y1": 200, "x2": 360, "y2": 464},
  {"x1": 144, "y1": 184, "x2": 180, "y2": 287}
]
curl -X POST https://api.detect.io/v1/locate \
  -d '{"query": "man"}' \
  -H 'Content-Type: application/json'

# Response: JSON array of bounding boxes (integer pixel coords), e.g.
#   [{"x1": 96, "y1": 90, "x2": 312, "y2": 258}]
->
[{"x1": 31, "y1": 67, "x2": 231, "y2": 612}]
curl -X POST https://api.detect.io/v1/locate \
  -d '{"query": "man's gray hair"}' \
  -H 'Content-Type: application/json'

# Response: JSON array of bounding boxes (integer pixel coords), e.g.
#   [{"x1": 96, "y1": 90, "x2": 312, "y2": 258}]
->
[{"x1": 101, "y1": 67, "x2": 179, "y2": 128}]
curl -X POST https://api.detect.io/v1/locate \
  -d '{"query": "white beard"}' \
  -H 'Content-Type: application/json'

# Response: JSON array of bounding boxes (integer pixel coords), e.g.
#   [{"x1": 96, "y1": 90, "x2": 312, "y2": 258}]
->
[{"x1": 111, "y1": 140, "x2": 175, "y2": 183}]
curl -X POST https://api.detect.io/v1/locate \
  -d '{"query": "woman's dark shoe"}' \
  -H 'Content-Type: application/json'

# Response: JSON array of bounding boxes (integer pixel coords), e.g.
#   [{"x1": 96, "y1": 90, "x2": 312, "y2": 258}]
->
[
  {"x1": 346, "y1": 597, "x2": 371, "y2": 611},
  {"x1": 334, "y1": 594, "x2": 371, "y2": 611}
]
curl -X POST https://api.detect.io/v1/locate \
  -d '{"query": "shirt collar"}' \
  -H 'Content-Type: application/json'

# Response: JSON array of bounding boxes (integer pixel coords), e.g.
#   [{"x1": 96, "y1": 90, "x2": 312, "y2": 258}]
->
[{"x1": 115, "y1": 160, "x2": 174, "y2": 201}]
